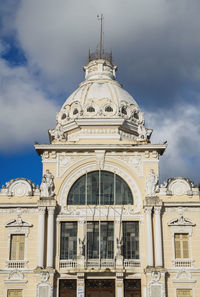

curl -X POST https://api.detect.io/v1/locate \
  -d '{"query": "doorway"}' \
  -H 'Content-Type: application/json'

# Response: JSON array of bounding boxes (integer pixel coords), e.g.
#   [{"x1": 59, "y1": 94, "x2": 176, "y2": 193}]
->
[
  {"x1": 124, "y1": 279, "x2": 141, "y2": 297},
  {"x1": 85, "y1": 279, "x2": 115, "y2": 297},
  {"x1": 59, "y1": 279, "x2": 76, "y2": 297}
]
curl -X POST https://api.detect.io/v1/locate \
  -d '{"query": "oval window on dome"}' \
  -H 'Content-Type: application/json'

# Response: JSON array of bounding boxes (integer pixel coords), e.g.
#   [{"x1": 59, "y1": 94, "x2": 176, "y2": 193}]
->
[
  {"x1": 87, "y1": 106, "x2": 95, "y2": 113},
  {"x1": 61, "y1": 113, "x2": 67, "y2": 120},
  {"x1": 105, "y1": 106, "x2": 113, "y2": 112},
  {"x1": 67, "y1": 170, "x2": 133, "y2": 205},
  {"x1": 121, "y1": 106, "x2": 127, "y2": 115},
  {"x1": 73, "y1": 108, "x2": 79, "y2": 115}
]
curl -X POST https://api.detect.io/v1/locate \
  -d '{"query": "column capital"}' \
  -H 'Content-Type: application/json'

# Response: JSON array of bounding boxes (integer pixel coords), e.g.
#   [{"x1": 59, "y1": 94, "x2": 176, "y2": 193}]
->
[
  {"x1": 38, "y1": 207, "x2": 46, "y2": 214},
  {"x1": 47, "y1": 206, "x2": 55, "y2": 214},
  {"x1": 154, "y1": 206, "x2": 162, "y2": 215},
  {"x1": 145, "y1": 206, "x2": 153, "y2": 215}
]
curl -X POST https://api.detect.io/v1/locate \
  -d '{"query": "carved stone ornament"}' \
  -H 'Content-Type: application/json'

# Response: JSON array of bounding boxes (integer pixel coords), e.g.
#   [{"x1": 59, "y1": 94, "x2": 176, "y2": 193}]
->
[
  {"x1": 95, "y1": 150, "x2": 105, "y2": 170},
  {"x1": 4, "y1": 270, "x2": 27, "y2": 284},
  {"x1": 40, "y1": 271, "x2": 50, "y2": 283},
  {"x1": 146, "y1": 169, "x2": 158, "y2": 197},
  {"x1": 40, "y1": 170, "x2": 55, "y2": 198},
  {"x1": 167, "y1": 177, "x2": 193, "y2": 196},
  {"x1": 9, "y1": 270, "x2": 24, "y2": 280},
  {"x1": 152, "y1": 271, "x2": 161, "y2": 282},
  {"x1": 173, "y1": 269, "x2": 196, "y2": 283},
  {"x1": 168, "y1": 216, "x2": 195, "y2": 226},
  {"x1": 49, "y1": 124, "x2": 66, "y2": 142},
  {"x1": 5, "y1": 215, "x2": 33, "y2": 228},
  {"x1": 1, "y1": 178, "x2": 35, "y2": 197}
]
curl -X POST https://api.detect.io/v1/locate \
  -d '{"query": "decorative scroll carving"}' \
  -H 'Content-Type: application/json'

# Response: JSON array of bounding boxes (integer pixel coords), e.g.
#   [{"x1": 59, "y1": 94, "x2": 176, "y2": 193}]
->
[
  {"x1": 168, "y1": 216, "x2": 195, "y2": 226},
  {"x1": 95, "y1": 150, "x2": 105, "y2": 170},
  {"x1": 40, "y1": 170, "x2": 54, "y2": 198}
]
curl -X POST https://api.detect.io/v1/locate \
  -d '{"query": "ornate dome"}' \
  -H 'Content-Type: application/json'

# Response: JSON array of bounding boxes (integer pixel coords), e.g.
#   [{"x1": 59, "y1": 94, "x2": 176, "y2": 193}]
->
[
  {"x1": 58, "y1": 59, "x2": 138, "y2": 122},
  {"x1": 49, "y1": 58, "x2": 152, "y2": 143}
]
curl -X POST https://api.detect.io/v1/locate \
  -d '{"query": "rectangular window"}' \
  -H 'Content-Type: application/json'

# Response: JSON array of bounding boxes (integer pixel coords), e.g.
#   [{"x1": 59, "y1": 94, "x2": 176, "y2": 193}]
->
[
  {"x1": 60, "y1": 222, "x2": 77, "y2": 259},
  {"x1": 10, "y1": 234, "x2": 25, "y2": 260},
  {"x1": 175, "y1": 233, "x2": 189, "y2": 259},
  {"x1": 7, "y1": 289, "x2": 23, "y2": 297},
  {"x1": 87, "y1": 222, "x2": 114, "y2": 259},
  {"x1": 177, "y1": 289, "x2": 192, "y2": 297},
  {"x1": 123, "y1": 222, "x2": 139, "y2": 259}
]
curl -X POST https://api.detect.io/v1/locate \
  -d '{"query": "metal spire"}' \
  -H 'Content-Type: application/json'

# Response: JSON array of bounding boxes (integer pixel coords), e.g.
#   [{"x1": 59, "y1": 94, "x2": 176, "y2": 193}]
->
[{"x1": 97, "y1": 14, "x2": 104, "y2": 58}]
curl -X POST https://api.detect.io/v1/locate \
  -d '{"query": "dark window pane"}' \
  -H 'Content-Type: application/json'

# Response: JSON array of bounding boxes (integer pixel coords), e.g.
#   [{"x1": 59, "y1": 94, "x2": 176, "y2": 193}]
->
[
  {"x1": 116, "y1": 175, "x2": 133, "y2": 204},
  {"x1": 87, "y1": 222, "x2": 99, "y2": 258},
  {"x1": 123, "y1": 222, "x2": 139, "y2": 259},
  {"x1": 101, "y1": 222, "x2": 114, "y2": 258},
  {"x1": 87, "y1": 222, "x2": 114, "y2": 259},
  {"x1": 100, "y1": 171, "x2": 114, "y2": 205},
  {"x1": 60, "y1": 222, "x2": 77, "y2": 259}
]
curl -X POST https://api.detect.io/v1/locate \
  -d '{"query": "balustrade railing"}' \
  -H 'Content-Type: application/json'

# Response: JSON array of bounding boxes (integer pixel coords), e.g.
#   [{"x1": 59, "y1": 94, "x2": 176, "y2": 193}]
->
[
  {"x1": 173, "y1": 259, "x2": 194, "y2": 268},
  {"x1": 123, "y1": 259, "x2": 140, "y2": 267},
  {"x1": 7, "y1": 260, "x2": 27, "y2": 269}
]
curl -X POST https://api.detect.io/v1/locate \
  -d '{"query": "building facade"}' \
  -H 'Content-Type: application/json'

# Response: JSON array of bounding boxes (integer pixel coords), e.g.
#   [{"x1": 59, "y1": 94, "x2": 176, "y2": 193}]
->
[{"x1": 0, "y1": 55, "x2": 200, "y2": 297}]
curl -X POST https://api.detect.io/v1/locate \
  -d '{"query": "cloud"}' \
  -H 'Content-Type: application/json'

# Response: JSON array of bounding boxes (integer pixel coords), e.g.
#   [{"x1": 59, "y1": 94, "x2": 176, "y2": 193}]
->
[
  {"x1": 13, "y1": 0, "x2": 200, "y2": 105},
  {"x1": 0, "y1": 42, "x2": 59, "y2": 151},
  {"x1": 145, "y1": 102, "x2": 200, "y2": 183}
]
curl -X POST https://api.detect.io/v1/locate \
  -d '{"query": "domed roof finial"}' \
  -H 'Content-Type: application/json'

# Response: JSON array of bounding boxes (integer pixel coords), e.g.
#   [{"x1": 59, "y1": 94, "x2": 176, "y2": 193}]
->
[
  {"x1": 88, "y1": 14, "x2": 112, "y2": 63},
  {"x1": 97, "y1": 13, "x2": 104, "y2": 59}
]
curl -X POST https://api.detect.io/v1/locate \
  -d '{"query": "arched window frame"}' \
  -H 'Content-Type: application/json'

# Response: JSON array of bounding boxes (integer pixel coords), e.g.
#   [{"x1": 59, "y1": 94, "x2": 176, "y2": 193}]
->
[{"x1": 67, "y1": 170, "x2": 133, "y2": 206}]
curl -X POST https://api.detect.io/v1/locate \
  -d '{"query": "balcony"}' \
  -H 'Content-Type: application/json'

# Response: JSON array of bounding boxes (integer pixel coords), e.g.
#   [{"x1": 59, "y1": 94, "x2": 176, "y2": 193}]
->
[
  {"x1": 173, "y1": 259, "x2": 194, "y2": 268},
  {"x1": 59, "y1": 259, "x2": 77, "y2": 269},
  {"x1": 86, "y1": 259, "x2": 115, "y2": 268},
  {"x1": 59, "y1": 258, "x2": 141, "y2": 270},
  {"x1": 6, "y1": 260, "x2": 28, "y2": 269},
  {"x1": 123, "y1": 259, "x2": 140, "y2": 268}
]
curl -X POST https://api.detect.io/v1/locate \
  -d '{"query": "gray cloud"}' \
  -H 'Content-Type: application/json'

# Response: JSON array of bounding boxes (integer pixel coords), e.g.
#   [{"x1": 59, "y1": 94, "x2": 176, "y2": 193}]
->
[
  {"x1": 0, "y1": 45, "x2": 59, "y2": 151},
  {"x1": 145, "y1": 102, "x2": 200, "y2": 183}
]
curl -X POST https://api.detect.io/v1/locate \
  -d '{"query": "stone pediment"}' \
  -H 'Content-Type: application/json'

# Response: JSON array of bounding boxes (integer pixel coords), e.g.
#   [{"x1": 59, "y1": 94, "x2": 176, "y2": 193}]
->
[
  {"x1": 168, "y1": 216, "x2": 195, "y2": 226},
  {"x1": 5, "y1": 216, "x2": 33, "y2": 228}
]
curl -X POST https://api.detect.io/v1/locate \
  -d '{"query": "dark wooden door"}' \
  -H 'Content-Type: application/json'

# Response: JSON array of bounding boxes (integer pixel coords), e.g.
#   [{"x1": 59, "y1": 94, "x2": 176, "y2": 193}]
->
[
  {"x1": 85, "y1": 279, "x2": 115, "y2": 297},
  {"x1": 124, "y1": 280, "x2": 141, "y2": 297},
  {"x1": 59, "y1": 280, "x2": 76, "y2": 297}
]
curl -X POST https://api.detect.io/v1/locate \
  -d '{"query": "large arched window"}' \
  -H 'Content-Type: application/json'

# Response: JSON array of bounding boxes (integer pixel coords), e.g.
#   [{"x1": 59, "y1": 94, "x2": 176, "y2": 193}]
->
[{"x1": 68, "y1": 170, "x2": 133, "y2": 205}]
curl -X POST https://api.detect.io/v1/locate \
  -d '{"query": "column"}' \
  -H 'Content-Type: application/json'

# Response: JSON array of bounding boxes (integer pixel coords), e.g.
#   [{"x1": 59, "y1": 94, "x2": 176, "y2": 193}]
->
[
  {"x1": 154, "y1": 206, "x2": 163, "y2": 267},
  {"x1": 47, "y1": 207, "x2": 55, "y2": 268},
  {"x1": 145, "y1": 207, "x2": 154, "y2": 267},
  {"x1": 116, "y1": 273, "x2": 124, "y2": 297},
  {"x1": 77, "y1": 273, "x2": 85, "y2": 297},
  {"x1": 37, "y1": 207, "x2": 46, "y2": 268}
]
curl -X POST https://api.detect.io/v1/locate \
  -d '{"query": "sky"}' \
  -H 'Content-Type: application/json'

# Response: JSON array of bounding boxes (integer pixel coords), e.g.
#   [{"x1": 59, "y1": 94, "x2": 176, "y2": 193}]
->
[{"x1": 0, "y1": 0, "x2": 200, "y2": 188}]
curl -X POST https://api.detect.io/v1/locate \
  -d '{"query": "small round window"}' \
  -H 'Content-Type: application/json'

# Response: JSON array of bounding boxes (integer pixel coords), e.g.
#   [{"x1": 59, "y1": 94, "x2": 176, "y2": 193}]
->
[
  {"x1": 73, "y1": 108, "x2": 78, "y2": 115},
  {"x1": 105, "y1": 106, "x2": 113, "y2": 112},
  {"x1": 61, "y1": 113, "x2": 66, "y2": 120},
  {"x1": 87, "y1": 106, "x2": 95, "y2": 112},
  {"x1": 121, "y1": 106, "x2": 127, "y2": 115}
]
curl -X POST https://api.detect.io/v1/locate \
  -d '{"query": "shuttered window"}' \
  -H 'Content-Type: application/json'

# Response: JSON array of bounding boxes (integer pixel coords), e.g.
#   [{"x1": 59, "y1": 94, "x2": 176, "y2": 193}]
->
[
  {"x1": 10, "y1": 234, "x2": 25, "y2": 260},
  {"x1": 7, "y1": 289, "x2": 23, "y2": 297},
  {"x1": 177, "y1": 289, "x2": 192, "y2": 297},
  {"x1": 175, "y1": 233, "x2": 189, "y2": 259}
]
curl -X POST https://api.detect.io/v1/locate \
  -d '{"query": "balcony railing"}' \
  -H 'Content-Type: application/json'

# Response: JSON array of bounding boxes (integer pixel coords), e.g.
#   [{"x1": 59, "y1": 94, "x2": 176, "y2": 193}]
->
[
  {"x1": 123, "y1": 259, "x2": 140, "y2": 267},
  {"x1": 85, "y1": 259, "x2": 115, "y2": 268},
  {"x1": 173, "y1": 259, "x2": 194, "y2": 268},
  {"x1": 59, "y1": 258, "x2": 141, "y2": 269},
  {"x1": 59, "y1": 259, "x2": 77, "y2": 268},
  {"x1": 6, "y1": 260, "x2": 27, "y2": 269}
]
